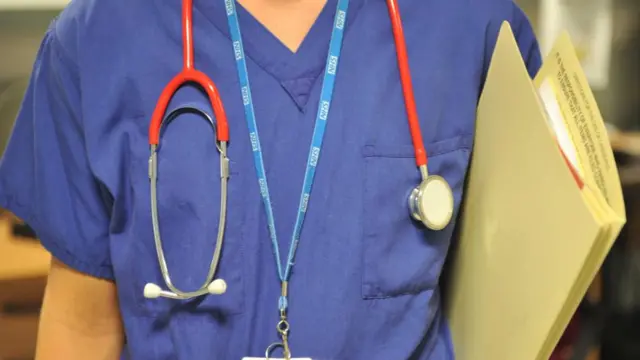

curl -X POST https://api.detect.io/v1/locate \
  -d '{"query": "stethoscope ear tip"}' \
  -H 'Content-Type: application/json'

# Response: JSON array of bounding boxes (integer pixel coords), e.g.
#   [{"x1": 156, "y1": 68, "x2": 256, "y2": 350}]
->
[
  {"x1": 144, "y1": 283, "x2": 163, "y2": 299},
  {"x1": 207, "y1": 278, "x2": 227, "y2": 295}
]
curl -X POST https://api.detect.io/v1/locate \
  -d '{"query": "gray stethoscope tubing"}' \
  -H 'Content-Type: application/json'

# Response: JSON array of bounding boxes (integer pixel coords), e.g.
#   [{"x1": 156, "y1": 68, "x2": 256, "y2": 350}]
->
[{"x1": 144, "y1": 106, "x2": 229, "y2": 300}]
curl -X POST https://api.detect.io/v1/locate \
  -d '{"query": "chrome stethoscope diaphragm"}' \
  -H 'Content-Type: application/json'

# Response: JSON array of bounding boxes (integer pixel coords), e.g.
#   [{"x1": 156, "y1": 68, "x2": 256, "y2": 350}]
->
[{"x1": 408, "y1": 166, "x2": 454, "y2": 231}]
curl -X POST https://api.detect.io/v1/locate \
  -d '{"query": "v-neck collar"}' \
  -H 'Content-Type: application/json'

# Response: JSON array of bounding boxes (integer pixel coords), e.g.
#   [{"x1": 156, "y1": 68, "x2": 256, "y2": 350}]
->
[{"x1": 194, "y1": 0, "x2": 367, "y2": 108}]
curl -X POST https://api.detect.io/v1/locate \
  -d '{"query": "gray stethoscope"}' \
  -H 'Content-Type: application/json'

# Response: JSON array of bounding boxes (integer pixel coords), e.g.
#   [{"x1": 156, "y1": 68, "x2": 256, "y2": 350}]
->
[
  {"x1": 142, "y1": 0, "x2": 454, "y2": 301},
  {"x1": 143, "y1": 107, "x2": 229, "y2": 300}
]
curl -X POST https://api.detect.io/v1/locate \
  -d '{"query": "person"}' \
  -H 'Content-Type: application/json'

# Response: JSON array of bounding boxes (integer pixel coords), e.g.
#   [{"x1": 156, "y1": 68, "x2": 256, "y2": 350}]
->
[{"x1": 0, "y1": 0, "x2": 541, "y2": 359}]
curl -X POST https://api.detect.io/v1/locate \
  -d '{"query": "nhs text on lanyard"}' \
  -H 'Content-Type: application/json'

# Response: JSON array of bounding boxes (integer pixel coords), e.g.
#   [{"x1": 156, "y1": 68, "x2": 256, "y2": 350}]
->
[{"x1": 224, "y1": 0, "x2": 350, "y2": 359}]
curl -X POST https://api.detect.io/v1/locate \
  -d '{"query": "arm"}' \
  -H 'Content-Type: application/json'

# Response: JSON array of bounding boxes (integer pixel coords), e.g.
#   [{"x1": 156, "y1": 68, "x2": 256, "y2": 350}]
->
[
  {"x1": 36, "y1": 259, "x2": 123, "y2": 360},
  {"x1": 0, "y1": 12, "x2": 121, "y2": 360}
]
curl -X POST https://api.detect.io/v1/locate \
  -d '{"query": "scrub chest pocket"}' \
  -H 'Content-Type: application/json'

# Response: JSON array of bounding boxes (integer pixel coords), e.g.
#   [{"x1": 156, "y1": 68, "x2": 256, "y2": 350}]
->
[{"x1": 361, "y1": 135, "x2": 472, "y2": 299}]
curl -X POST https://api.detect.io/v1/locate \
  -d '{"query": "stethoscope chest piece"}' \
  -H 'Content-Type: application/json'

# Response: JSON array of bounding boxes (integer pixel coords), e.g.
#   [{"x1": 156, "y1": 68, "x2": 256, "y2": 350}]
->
[{"x1": 409, "y1": 175, "x2": 454, "y2": 231}]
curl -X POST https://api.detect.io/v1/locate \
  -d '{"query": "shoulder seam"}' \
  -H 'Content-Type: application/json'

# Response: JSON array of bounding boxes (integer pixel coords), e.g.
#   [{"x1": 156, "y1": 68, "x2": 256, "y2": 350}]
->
[{"x1": 49, "y1": 18, "x2": 80, "y2": 71}]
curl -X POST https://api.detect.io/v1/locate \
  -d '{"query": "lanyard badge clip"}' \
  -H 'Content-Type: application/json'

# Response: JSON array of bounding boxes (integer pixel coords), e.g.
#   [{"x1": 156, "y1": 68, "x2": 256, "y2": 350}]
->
[{"x1": 266, "y1": 281, "x2": 292, "y2": 360}]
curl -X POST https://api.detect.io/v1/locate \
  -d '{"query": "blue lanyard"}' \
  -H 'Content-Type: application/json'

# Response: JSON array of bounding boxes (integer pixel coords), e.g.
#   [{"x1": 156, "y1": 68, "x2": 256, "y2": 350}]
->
[{"x1": 224, "y1": 0, "x2": 349, "y2": 312}]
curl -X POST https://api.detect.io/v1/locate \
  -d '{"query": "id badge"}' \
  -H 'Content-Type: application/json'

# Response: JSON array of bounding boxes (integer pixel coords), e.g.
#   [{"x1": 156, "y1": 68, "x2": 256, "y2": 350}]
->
[{"x1": 242, "y1": 358, "x2": 312, "y2": 360}]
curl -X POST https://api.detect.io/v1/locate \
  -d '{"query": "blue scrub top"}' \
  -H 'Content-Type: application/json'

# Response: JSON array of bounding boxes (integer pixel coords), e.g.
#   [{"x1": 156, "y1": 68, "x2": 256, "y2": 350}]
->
[{"x1": 0, "y1": 0, "x2": 541, "y2": 359}]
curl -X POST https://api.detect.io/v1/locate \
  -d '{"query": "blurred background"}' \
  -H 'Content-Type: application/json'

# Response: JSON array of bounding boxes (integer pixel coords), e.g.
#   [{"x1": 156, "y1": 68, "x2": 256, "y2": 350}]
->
[{"x1": 0, "y1": 0, "x2": 638, "y2": 359}]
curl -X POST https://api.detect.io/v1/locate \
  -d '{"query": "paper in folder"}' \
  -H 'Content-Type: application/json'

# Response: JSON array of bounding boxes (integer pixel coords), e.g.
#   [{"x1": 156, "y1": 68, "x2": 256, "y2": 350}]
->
[{"x1": 444, "y1": 22, "x2": 626, "y2": 360}]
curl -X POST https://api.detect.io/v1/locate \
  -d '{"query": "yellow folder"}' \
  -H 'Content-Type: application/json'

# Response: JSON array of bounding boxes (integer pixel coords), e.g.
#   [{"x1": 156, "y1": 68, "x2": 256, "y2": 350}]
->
[{"x1": 444, "y1": 22, "x2": 626, "y2": 360}]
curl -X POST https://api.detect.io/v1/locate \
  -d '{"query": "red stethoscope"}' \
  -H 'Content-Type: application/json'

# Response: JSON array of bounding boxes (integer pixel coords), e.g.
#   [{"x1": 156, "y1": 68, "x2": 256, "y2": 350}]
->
[
  {"x1": 143, "y1": 0, "x2": 454, "y2": 301},
  {"x1": 385, "y1": 0, "x2": 455, "y2": 231}
]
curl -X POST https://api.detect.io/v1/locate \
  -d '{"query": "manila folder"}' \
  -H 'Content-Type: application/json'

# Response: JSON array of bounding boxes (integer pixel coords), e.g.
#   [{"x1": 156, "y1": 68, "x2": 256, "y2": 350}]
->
[{"x1": 444, "y1": 22, "x2": 607, "y2": 360}]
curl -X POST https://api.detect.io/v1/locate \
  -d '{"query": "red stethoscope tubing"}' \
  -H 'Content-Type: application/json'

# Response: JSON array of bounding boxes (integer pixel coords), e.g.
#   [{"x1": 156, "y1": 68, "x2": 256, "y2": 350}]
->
[
  {"x1": 148, "y1": 0, "x2": 230, "y2": 146},
  {"x1": 148, "y1": 0, "x2": 427, "y2": 169},
  {"x1": 385, "y1": 0, "x2": 428, "y2": 168}
]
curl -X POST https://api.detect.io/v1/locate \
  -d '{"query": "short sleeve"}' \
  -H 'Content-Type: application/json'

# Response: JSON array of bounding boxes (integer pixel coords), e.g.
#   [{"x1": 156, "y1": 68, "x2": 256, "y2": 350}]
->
[
  {"x1": 0, "y1": 24, "x2": 114, "y2": 280},
  {"x1": 482, "y1": 1, "x2": 543, "y2": 83}
]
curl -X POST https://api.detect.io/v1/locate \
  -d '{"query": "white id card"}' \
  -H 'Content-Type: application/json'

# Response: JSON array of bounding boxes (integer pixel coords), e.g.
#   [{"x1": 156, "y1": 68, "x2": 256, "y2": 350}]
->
[{"x1": 242, "y1": 358, "x2": 312, "y2": 360}]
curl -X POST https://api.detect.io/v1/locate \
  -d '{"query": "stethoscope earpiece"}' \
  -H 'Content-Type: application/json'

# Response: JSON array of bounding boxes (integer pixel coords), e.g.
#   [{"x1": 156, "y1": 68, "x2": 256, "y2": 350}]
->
[
  {"x1": 143, "y1": 278, "x2": 228, "y2": 299},
  {"x1": 409, "y1": 175, "x2": 454, "y2": 231},
  {"x1": 207, "y1": 278, "x2": 228, "y2": 295},
  {"x1": 143, "y1": 283, "x2": 163, "y2": 299}
]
